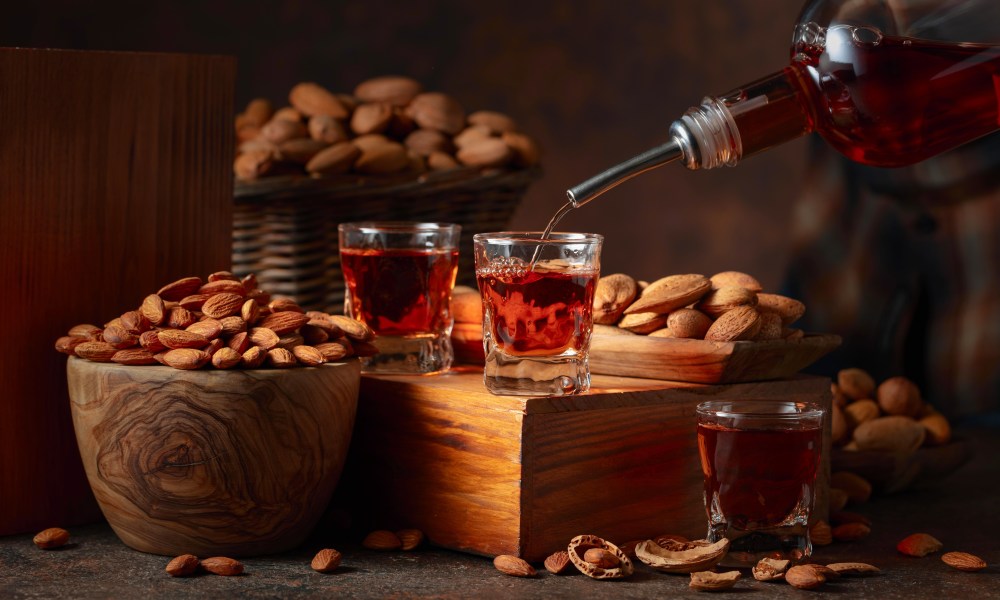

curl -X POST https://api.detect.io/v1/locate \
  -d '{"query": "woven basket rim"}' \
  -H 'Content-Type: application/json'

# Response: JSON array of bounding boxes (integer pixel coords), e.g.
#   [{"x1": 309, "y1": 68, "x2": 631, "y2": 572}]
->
[{"x1": 234, "y1": 166, "x2": 542, "y2": 204}]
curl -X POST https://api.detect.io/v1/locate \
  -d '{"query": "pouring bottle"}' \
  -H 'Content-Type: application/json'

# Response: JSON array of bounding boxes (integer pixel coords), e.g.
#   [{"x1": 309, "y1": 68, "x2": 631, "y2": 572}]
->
[{"x1": 568, "y1": 0, "x2": 1000, "y2": 206}]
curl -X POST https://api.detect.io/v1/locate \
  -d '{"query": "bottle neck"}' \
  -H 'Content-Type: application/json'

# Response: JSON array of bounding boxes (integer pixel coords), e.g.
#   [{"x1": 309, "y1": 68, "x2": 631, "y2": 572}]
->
[{"x1": 673, "y1": 67, "x2": 816, "y2": 170}]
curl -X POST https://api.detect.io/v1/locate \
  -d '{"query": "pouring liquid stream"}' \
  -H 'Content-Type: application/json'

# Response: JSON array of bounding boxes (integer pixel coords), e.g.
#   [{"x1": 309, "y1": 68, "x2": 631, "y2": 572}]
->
[{"x1": 528, "y1": 200, "x2": 575, "y2": 270}]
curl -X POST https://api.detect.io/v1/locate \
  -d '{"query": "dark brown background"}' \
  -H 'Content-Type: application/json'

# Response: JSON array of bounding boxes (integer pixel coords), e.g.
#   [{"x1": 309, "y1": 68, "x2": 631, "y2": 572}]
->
[{"x1": 3, "y1": 0, "x2": 810, "y2": 288}]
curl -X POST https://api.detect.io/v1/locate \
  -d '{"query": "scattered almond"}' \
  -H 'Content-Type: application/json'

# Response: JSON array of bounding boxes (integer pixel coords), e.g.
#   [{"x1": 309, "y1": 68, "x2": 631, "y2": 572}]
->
[
  {"x1": 785, "y1": 564, "x2": 825, "y2": 590},
  {"x1": 33, "y1": 527, "x2": 70, "y2": 549},
  {"x1": 897, "y1": 533, "x2": 943, "y2": 557},
  {"x1": 311, "y1": 548, "x2": 342, "y2": 573},
  {"x1": 165, "y1": 554, "x2": 200, "y2": 577},
  {"x1": 200, "y1": 556, "x2": 244, "y2": 576},
  {"x1": 362, "y1": 530, "x2": 402, "y2": 551},
  {"x1": 941, "y1": 551, "x2": 987, "y2": 572},
  {"x1": 544, "y1": 550, "x2": 572, "y2": 574},
  {"x1": 493, "y1": 554, "x2": 535, "y2": 577}
]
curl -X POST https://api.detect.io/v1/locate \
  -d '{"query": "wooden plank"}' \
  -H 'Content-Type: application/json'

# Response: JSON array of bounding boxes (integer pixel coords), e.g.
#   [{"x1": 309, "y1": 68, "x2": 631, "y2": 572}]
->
[{"x1": 0, "y1": 48, "x2": 235, "y2": 535}]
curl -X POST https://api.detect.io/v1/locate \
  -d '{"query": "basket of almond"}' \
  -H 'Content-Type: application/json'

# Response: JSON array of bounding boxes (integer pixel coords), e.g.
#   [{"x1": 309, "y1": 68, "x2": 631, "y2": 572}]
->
[
  {"x1": 830, "y1": 368, "x2": 973, "y2": 493},
  {"x1": 232, "y1": 76, "x2": 541, "y2": 314}
]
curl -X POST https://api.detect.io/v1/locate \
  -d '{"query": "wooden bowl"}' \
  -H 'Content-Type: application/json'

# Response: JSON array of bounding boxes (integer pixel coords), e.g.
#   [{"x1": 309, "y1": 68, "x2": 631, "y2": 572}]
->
[{"x1": 66, "y1": 357, "x2": 360, "y2": 557}]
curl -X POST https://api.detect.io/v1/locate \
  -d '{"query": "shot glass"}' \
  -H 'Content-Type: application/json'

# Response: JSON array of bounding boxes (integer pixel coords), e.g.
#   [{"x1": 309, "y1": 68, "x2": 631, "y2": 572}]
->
[
  {"x1": 339, "y1": 222, "x2": 460, "y2": 374},
  {"x1": 696, "y1": 400, "x2": 824, "y2": 565},
  {"x1": 473, "y1": 232, "x2": 602, "y2": 396}
]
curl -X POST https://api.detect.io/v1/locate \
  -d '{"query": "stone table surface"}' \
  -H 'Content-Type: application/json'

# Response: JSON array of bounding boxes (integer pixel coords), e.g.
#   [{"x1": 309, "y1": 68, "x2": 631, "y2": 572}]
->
[{"x1": 1, "y1": 425, "x2": 998, "y2": 599}]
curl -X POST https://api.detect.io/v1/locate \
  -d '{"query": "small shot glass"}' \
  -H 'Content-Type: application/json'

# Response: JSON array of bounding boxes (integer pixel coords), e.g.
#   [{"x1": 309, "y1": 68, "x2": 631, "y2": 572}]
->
[
  {"x1": 473, "y1": 232, "x2": 602, "y2": 396},
  {"x1": 696, "y1": 400, "x2": 825, "y2": 565},
  {"x1": 338, "y1": 222, "x2": 460, "y2": 374}
]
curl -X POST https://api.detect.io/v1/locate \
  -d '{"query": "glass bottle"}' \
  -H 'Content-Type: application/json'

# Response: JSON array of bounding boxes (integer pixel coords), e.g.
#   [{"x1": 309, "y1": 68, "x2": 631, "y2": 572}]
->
[{"x1": 568, "y1": 0, "x2": 1000, "y2": 206}]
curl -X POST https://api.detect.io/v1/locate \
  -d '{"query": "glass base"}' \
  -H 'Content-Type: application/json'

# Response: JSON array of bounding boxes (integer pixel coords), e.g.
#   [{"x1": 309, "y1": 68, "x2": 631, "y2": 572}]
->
[
  {"x1": 483, "y1": 349, "x2": 590, "y2": 396},
  {"x1": 360, "y1": 332, "x2": 453, "y2": 374},
  {"x1": 709, "y1": 524, "x2": 812, "y2": 566}
]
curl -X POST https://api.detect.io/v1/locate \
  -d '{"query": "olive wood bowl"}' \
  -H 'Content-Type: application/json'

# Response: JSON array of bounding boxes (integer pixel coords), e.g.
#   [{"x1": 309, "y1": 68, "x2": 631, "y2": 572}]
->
[{"x1": 67, "y1": 357, "x2": 360, "y2": 557}]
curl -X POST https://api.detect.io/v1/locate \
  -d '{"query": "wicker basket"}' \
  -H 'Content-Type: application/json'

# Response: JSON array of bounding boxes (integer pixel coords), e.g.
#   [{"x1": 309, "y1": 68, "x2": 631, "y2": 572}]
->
[{"x1": 232, "y1": 167, "x2": 539, "y2": 313}]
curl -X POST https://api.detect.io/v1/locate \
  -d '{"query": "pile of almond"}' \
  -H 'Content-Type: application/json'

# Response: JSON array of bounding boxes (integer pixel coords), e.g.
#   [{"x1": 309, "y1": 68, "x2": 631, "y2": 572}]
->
[
  {"x1": 54, "y1": 271, "x2": 376, "y2": 370},
  {"x1": 592, "y1": 271, "x2": 806, "y2": 342},
  {"x1": 234, "y1": 76, "x2": 541, "y2": 181},
  {"x1": 831, "y1": 368, "x2": 951, "y2": 452}
]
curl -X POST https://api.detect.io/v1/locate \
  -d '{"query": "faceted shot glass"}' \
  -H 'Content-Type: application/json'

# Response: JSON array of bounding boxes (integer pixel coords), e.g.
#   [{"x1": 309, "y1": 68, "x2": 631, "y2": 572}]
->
[
  {"x1": 696, "y1": 400, "x2": 825, "y2": 566},
  {"x1": 473, "y1": 232, "x2": 602, "y2": 396},
  {"x1": 338, "y1": 222, "x2": 460, "y2": 374}
]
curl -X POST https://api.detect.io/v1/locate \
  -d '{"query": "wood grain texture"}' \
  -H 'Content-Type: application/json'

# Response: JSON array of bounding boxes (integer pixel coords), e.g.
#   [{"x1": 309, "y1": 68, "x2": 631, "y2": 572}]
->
[
  {"x1": 67, "y1": 358, "x2": 359, "y2": 556},
  {"x1": 589, "y1": 333, "x2": 842, "y2": 383},
  {"x1": 347, "y1": 369, "x2": 831, "y2": 561},
  {"x1": 0, "y1": 48, "x2": 235, "y2": 535}
]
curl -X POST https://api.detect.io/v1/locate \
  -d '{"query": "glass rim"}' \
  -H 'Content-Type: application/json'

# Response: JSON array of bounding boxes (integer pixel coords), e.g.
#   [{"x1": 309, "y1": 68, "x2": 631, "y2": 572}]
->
[
  {"x1": 338, "y1": 221, "x2": 461, "y2": 233},
  {"x1": 695, "y1": 400, "x2": 825, "y2": 420},
  {"x1": 473, "y1": 231, "x2": 603, "y2": 245}
]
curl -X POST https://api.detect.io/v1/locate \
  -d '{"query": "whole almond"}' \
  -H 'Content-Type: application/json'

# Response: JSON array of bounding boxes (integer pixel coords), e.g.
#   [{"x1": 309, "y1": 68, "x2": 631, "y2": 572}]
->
[
  {"x1": 200, "y1": 280, "x2": 246, "y2": 296},
  {"x1": 309, "y1": 114, "x2": 348, "y2": 144},
  {"x1": 162, "y1": 349, "x2": 210, "y2": 370},
  {"x1": 329, "y1": 316, "x2": 375, "y2": 341},
  {"x1": 832, "y1": 522, "x2": 871, "y2": 542},
  {"x1": 260, "y1": 118, "x2": 308, "y2": 144},
  {"x1": 394, "y1": 529, "x2": 424, "y2": 551},
  {"x1": 178, "y1": 294, "x2": 209, "y2": 311},
  {"x1": 502, "y1": 131, "x2": 542, "y2": 167},
  {"x1": 75, "y1": 341, "x2": 118, "y2": 362},
  {"x1": 941, "y1": 551, "x2": 987, "y2": 572},
  {"x1": 757, "y1": 293, "x2": 806, "y2": 325},
  {"x1": 211, "y1": 347, "x2": 242, "y2": 369},
  {"x1": 241, "y1": 299, "x2": 260, "y2": 325},
  {"x1": 315, "y1": 341, "x2": 351, "y2": 361},
  {"x1": 219, "y1": 316, "x2": 247, "y2": 337},
  {"x1": 292, "y1": 345, "x2": 325, "y2": 367},
  {"x1": 625, "y1": 274, "x2": 711, "y2": 315},
  {"x1": 351, "y1": 102, "x2": 393, "y2": 135},
  {"x1": 618, "y1": 312, "x2": 667, "y2": 334},
  {"x1": 877, "y1": 376, "x2": 923, "y2": 418},
  {"x1": 187, "y1": 319, "x2": 223, "y2": 340},
  {"x1": 234, "y1": 150, "x2": 273, "y2": 180},
  {"x1": 494, "y1": 554, "x2": 536, "y2": 577},
  {"x1": 272, "y1": 106, "x2": 303, "y2": 122},
  {"x1": 897, "y1": 533, "x2": 943, "y2": 557},
  {"x1": 709, "y1": 271, "x2": 763, "y2": 293},
  {"x1": 55, "y1": 336, "x2": 86, "y2": 355},
  {"x1": 102, "y1": 324, "x2": 137, "y2": 349},
  {"x1": 354, "y1": 76, "x2": 423, "y2": 107},
  {"x1": 663, "y1": 308, "x2": 713, "y2": 339},
  {"x1": 468, "y1": 110, "x2": 517, "y2": 134},
  {"x1": 158, "y1": 330, "x2": 209, "y2": 350},
  {"x1": 228, "y1": 331, "x2": 251, "y2": 354},
  {"x1": 697, "y1": 286, "x2": 758, "y2": 318},
  {"x1": 307, "y1": 141, "x2": 361, "y2": 175},
  {"x1": 157, "y1": 276, "x2": 202, "y2": 301},
  {"x1": 456, "y1": 137, "x2": 512, "y2": 168},
  {"x1": 453, "y1": 125, "x2": 493, "y2": 148},
  {"x1": 583, "y1": 548, "x2": 620, "y2": 569},
  {"x1": 244, "y1": 98, "x2": 273, "y2": 126},
  {"x1": 311, "y1": 548, "x2": 343, "y2": 573},
  {"x1": 356, "y1": 140, "x2": 410, "y2": 174},
  {"x1": 406, "y1": 92, "x2": 466, "y2": 135},
  {"x1": 140, "y1": 295, "x2": 166, "y2": 325},
  {"x1": 68, "y1": 324, "x2": 102, "y2": 339},
  {"x1": 200, "y1": 556, "x2": 243, "y2": 576},
  {"x1": 139, "y1": 331, "x2": 166, "y2": 353},
  {"x1": 755, "y1": 311, "x2": 784, "y2": 340},
  {"x1": 269, "y1": 298, "x2": 305, "y2": 313},
  {"x1": 362, "y1": 530, "x2": 402, "y2": 551},
  {"x1": 838, "y1": 368, "x2": 876, "y2": 400},
  {"x1": 853, "y1": 416, "x2": 926, "y2": 454},
  {"x1": 427, "y1": 151, "x2": 459, "y2": 171},
  {"x1": 705, "y1": 306, "x2": 762, "y2": 342},
  {"x1": 267, "y1": 347, "x2": 297, "y2": 368},
  {"x1": 259, "y1": 311, "x2": 311, "y2": 335},
  {"x1": 289, "y1": 82, "x2": 348, "y2": 118},
  {"x1": 404, "y1": 128, "x2": 455, "y2": 157},
  {"x1": 112, "y1": 349, "x2": 157, "y2": 365},
  {"x1": 249, "y1": 327, "x2": 281, "y2": 351},
  {"x1": 544, "y1": 550, "x2": 572, "y2": 574},
  {"x1": 919, "y1": 412, "x2": 952, "y2": 446},
  {"x1": 242, "y1": 346, "x2": 266, "y2": 368},
  {"x1": 201, "y1": 293, "x2": 245, "y2": 319},
  {"x1": 33, "y1": 527, "x2": 70, "y2": 549},
  {"x1": 167, "y1": 306, "x2": 197, "y2": 329},
  {"x1": 277, "y1": 138, "x2": 328, "y2": 164},
  {"x1": 785, "y1": 565, "x2": 824, "y2": 590},
  {"x1": 844, "y1": 399, "x2": 880, "y2": 429},
  {"x1": 810, "y1": 520, "x2": 833, "y2": 546},
  {"x1": 593, "y1": 273, "x2": 639, "y2": 325},
  {"x1": 120, "y1": 310, "x2": 150, "y2": 332},
  {"x1": 165, "y1": 554, "x2": 200, "y2": 577}
]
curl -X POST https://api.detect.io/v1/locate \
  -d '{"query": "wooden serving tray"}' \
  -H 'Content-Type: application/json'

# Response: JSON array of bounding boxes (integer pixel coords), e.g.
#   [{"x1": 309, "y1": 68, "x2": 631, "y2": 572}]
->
[{"x1": 590, "y1": 333, "x2": 841, "y2": 384}]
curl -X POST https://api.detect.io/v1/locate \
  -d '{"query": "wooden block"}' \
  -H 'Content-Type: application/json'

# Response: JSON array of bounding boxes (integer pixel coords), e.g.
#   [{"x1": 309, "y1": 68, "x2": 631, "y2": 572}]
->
[
  {"x1": 345, "y1": 369, "x2": 831, "y2": 561},
  {"x1": 0, "y1": 48, "x2": 236, "y2": 535}
]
